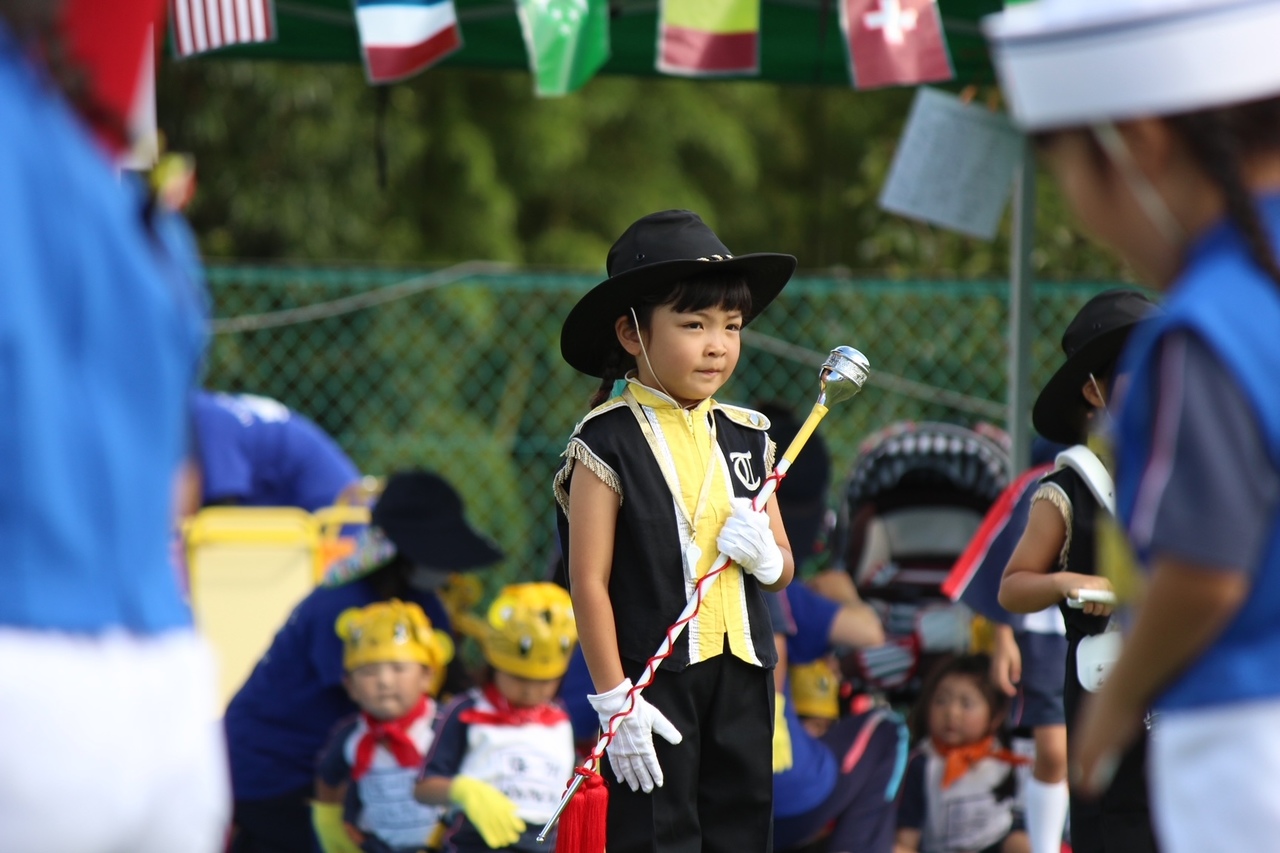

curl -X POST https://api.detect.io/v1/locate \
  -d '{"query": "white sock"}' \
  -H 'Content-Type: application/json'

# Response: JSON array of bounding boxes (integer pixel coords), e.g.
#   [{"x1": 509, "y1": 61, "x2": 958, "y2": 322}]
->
[{"x1": 1023, "y1": 776, "x2": 1069, "y2": 853}]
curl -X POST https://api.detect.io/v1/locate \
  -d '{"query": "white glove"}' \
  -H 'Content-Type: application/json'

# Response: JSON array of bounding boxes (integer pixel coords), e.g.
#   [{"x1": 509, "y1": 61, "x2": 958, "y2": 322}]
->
[
  {"x1": 716, "y1": 497, "x2": 784, "y2": 585},
  {"x1": 588, "y1": 678, "x2": 683, "y2": 793}
]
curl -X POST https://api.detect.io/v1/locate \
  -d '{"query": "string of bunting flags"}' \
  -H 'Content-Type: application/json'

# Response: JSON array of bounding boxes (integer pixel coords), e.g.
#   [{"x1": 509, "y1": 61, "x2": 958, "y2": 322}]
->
[{"x1": 168, "y1": 0, "x2": 956, "y2": 95}]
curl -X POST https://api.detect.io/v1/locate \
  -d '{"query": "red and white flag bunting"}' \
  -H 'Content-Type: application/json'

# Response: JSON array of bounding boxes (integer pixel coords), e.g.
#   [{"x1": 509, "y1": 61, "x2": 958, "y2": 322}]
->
[
  {"x1": 841, "y1": 0, "x2": 952, "y2": 90},
  {"x1": 170, "y1": 0, "x2": 277, "y2": 58}
]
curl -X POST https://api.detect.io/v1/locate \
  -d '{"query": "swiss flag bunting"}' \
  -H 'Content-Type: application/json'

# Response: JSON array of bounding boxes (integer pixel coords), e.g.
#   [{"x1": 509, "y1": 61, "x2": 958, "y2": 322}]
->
[{"x1": 841, "y1": 0, "x2": 952, "y2": 90}]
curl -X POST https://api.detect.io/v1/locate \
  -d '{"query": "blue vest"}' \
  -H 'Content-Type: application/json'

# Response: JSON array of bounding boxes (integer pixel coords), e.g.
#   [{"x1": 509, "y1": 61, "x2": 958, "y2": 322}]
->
[
  {"x1": 1116, "y1": 197, "x2": 1280, "y2": 711},
  {"x1": 0, "y1": 26, "x2": 206, "y2": 635}
]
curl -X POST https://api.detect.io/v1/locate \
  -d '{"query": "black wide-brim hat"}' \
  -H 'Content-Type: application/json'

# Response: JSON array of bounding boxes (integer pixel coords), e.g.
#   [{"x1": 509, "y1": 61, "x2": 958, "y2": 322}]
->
[
  {"x1": 561, "y1": 210, "x2": 797, "y2": 378},
  {"x1": 1033, "y1": 289, "x2": 1159, "y2": 445},
  {"x1": 373, "y1": 470, "x2": 503, "y2": 569}
]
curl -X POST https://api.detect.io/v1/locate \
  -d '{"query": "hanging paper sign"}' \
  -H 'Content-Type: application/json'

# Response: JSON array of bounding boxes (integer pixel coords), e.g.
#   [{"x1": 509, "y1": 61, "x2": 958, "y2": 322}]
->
[
  {"x1": 878, "y1": 87, "x2": 1024, "y2": 240},
  {"x1": 840, "y1": 0, "x2": 952, "y2": 89}
]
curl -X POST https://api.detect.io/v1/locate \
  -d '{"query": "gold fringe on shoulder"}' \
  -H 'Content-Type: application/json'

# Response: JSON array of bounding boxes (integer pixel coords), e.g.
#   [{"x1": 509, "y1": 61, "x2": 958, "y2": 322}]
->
[
  {"x1": 553, "y1": 439, "x2": 623, "y2": 517},
  {"x1": 764, "y1": 435, "x2": 777, "y2": 478},
  {"x1": 1032, "y1": 482, "x2": 1073, "y2": 570}
]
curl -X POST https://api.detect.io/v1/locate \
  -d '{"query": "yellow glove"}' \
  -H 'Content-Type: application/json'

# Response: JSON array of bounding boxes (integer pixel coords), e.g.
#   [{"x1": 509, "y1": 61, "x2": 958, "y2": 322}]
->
[
  {"x1": 773, "y1": 695, "x2": 793, "y2": 773},
  {"x1": 449, "y1": 776, "x2": 526, "y2": 848},
  {"x1": 310, "y1": 801, "x2": 363, "y2": 853}
]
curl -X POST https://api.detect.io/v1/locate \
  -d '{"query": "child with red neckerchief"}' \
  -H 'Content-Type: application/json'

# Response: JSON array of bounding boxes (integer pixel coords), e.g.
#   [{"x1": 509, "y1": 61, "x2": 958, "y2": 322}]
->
[
  {"x1": 313, "y1": 600, "x2": 454, "y2": 853},
  {"x1": 415, "y1": 583, "x2": 577, "y2": 852},
  {"x1": 895, "y1": 655, "x2": 1030, "y2": 853}
]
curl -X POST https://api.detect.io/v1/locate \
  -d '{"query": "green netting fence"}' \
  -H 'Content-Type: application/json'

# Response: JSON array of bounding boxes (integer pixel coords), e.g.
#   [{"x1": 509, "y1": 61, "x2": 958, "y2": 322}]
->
[{"x1": 204, "y1": 265, "x2": 1122, "y2": 589}]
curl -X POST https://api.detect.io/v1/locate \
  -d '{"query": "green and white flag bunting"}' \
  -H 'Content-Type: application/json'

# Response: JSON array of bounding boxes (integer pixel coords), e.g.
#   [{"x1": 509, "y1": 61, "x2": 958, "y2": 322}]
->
[{"x1": 516, "y1": 0, "x2": 611, "y2": 97}]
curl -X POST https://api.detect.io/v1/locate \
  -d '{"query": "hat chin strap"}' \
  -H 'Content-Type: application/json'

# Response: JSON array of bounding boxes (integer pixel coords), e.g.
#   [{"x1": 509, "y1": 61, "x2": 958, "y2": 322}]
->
[
  {"x1": 1091, "y1": 122, "x2": 1186, "y2": 249},
  {"x1": 629, "y1": 306, "x2": 682, "y2": 405}
]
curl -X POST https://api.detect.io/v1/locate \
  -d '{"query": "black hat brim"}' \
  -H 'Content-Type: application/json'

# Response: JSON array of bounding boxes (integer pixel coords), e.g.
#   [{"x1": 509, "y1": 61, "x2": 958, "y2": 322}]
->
[
  {"x1": 560, "y1": 252, "x2": 797, "y2": 378},
  {"x1": 379, "y1": 516, "x2": 504, "y2": 571},
  {"x1": 1032, "y1": 325, "x2": 1134, "y2": 445}
]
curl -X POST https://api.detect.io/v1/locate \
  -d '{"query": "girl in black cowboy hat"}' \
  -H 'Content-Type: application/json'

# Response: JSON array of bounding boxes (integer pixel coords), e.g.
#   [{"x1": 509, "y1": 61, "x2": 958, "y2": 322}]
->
[
  {"x1": 554, "y1": 210, "x2": 796, "y2": 853},
  {"x1": 997, "y1": 289, "x2": 1160, "y2": 853}
]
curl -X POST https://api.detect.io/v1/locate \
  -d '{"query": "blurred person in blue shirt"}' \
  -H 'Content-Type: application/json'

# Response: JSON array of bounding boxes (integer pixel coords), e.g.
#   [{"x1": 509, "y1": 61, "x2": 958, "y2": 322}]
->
[
  {"x1": 0, "y1": 3, "x2": 228, "y2": 851},
  {"x1": 226, "y1": 471, "x2": 502, "y2": 853},
  {"x1": 191, "y1": 390, "x2": 363, "y2": 512}
]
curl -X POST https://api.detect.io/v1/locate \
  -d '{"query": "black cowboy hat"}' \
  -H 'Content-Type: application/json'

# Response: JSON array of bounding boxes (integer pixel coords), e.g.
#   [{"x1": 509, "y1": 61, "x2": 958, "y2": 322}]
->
[
  {"x1": 560, "y1": 210, "x2": 797, "y2": 377},
  {"x1": 1033, "y1": 289, "x2": 1159, "y2": 445}
]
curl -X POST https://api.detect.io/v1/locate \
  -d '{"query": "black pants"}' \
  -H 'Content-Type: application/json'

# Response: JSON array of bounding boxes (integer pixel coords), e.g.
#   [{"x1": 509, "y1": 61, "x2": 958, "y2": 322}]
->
[
  {"x1": 1065, "y1": 641, "x2": 1159, "y2": 853},
  {"x1": 605, "y1": 653, "x2": 774, "y2": 853},
  {"x1": 229, "y1": 786, "x2": 320, "y2": 853}
]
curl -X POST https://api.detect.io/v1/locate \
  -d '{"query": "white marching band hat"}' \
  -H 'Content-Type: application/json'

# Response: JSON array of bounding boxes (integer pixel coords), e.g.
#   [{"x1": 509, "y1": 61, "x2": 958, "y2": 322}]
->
[{"x1": 983, "y1": 0, "x2": 1280, "y2": 130}]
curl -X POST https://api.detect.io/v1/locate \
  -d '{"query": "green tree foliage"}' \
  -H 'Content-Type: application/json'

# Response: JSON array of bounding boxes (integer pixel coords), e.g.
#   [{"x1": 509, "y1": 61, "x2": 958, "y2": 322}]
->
[{"x1": 158, "y1": 62, "x2": 1124, "y2": 279}]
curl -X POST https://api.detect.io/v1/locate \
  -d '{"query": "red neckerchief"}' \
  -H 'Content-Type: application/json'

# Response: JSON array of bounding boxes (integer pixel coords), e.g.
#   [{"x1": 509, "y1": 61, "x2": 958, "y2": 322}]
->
[
  {"x1": 457, "y1": 683, "x2": 569, "y2": 727},
  {"x1": 931, "y1": 736, "x2": 1028, "y2": 789},
  {"x1": 351, "y1": 696, "x2": 431, "y2": 781}
]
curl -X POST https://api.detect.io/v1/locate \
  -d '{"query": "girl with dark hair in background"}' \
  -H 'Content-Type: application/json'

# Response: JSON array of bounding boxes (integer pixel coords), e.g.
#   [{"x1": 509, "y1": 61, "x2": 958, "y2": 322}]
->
[{"x1": 985, "y1": 3, "x2": 1280, "y2": 852}]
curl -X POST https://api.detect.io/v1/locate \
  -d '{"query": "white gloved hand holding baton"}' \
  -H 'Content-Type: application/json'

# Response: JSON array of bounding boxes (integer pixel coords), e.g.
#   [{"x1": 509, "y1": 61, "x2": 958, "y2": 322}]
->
[
  {"x1": 587, "y1": 678, "x2": 683, "y2": 793},
  {"x1": 716, "y1": 497, "x2": 784, "y2": 585}
]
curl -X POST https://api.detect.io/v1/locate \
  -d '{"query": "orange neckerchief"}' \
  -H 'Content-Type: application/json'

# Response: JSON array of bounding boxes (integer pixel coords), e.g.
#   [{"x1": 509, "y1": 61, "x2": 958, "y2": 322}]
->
[{"x1": 931, "y1": 736, "x2": 1028, "y2": 789}]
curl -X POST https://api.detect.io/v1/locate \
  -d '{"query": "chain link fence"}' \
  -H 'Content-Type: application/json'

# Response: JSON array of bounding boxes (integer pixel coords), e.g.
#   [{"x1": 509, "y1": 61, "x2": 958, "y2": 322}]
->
[{"x1": 204, "y1": 265, "x2": 1123, "y2": 589}]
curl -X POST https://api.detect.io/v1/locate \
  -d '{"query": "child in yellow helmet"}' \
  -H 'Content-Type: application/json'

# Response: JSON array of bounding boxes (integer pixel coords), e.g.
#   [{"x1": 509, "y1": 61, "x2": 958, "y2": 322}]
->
[
  {"x1": 313, "y1": 599, "x2": 454, "y2": 853},
  {"x1": 415, "y1": 583, "x2": 577, "y2": 852},
  {"x1": 790, "y1": 658, "x2": 841, "y2": 739}
]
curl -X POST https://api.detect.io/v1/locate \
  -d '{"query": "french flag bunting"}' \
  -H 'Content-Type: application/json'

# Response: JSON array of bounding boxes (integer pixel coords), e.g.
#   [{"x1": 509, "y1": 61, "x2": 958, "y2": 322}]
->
[
  {"x1": 840, "y1": 0, "x2": 952, "y2": 90},
  {"x1": 658, "y1": 0, "x2": 760, "y2": 77},
  {"x1": 354, "y1": 0, "x2": 463, "y2": 85},
  {"x1": 170, "y1": 0, "x2": 276, "y2": 58},
  {"x1": 941, "y1": 464, "x2": 1051, "y2": 626}
]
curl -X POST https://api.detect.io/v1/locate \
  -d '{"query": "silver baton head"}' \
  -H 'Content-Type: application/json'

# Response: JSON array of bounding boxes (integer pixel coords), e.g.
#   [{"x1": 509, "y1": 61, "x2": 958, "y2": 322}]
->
[{"x1": 818, "y1": 346, "x2": 870, "y2": 406}]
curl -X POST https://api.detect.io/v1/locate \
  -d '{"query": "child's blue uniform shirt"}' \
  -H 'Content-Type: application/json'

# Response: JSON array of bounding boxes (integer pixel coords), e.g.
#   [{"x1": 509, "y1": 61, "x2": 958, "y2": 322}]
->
[
  {"x1": 193, "y1": 390, "x2": 360, "y2": 511},
  {"x1": 0, "y1": 23, "x2": 206, "y2": 635},
  {"x1": 224, "y1": 580, "x2": 449, "y2": 800},
  {"x1": 1116, "y1": 195, "x2": 1280, "y2": 712}
]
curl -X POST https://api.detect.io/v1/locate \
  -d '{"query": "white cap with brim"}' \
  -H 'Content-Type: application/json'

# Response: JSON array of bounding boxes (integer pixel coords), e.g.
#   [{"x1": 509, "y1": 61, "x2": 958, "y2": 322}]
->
[{"x1": 983, "y1": 0, "x2": 1280, "y2": 131}]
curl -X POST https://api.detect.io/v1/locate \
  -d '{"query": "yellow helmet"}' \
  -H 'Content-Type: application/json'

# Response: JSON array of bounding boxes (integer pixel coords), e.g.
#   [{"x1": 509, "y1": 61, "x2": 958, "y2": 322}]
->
[
  {"x1": 483, "y1": 583, "x2": 577, "y2": 681},
  {"x1": 335, "y1": 599, "x2": 455, "y2": 677},
  {"x1": 790, "y1": 659, "x2": 840, "y2": 721}
]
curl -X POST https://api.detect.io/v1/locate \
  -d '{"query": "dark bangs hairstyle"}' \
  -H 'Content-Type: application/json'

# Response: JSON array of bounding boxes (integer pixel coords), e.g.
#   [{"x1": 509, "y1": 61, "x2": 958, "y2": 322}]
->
[
  {"x1": 908, "y1": 653, "x2": 1010, "y2": 744},
  {"x1": 1033, "y1": 96, "x2": 1280, "y2": 290},
  {"x1": 587, "y1": 271, "x2": 753, "y2": 407}
]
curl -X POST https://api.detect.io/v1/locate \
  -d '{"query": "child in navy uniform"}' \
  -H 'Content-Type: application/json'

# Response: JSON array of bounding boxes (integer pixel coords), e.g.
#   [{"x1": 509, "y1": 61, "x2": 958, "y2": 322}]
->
[
  {"x1": 314, "y1": 600, "x2": 454, "y2": 853},
  {"x1": 896, "y1": 655, "x2": 1029, "y2": 853},
  {"x1": 554, "y1": 210, "x2": 797, "y2": 853},
  {"x1": 998, "y1": 291, "x2": 1160, "y2": 853},
  {"x1": 416, "y1": 583, "x2": 577, "y2": 852}
]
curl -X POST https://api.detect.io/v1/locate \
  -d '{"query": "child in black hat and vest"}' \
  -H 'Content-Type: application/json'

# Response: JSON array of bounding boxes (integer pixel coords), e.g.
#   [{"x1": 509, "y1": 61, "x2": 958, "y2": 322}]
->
[
  {"x1": 554, "y1": 210, "x2": 796, "y2": 853},
  {"x1": 997, "y1": 290, "x2": 1160, "y2": 853}
]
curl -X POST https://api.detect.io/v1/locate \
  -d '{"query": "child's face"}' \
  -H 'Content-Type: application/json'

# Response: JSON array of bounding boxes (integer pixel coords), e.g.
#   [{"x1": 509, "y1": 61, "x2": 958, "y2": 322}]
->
[
  {"x1": 928, "y1": 673, "x2": 995, "y2": 747},
  {"x1": 1039, "y1": 125, "x2": 1184, "y2": 288},
  {"x1": 345, "y1": 661, "x2": 433, "y2": 720},
  {"x1": 800, "y1": 716, "x2": 834, "y2": 738},
  {"x1": 627, "y1": 303, "x2": 743, "y2": 407},
  {"x1": 492, "y1": 670, "x2": 560, "y2": 708}
]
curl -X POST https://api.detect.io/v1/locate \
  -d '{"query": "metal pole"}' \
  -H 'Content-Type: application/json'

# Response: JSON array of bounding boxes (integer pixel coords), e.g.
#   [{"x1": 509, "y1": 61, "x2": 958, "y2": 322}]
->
[{"x1": 1007, "y1": 139, "x2": 1036, "y2": 475}]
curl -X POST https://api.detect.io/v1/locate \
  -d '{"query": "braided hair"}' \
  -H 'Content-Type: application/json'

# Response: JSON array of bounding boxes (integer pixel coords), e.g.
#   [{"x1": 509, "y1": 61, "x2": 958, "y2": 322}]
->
[{"x1": 1169, "y1": 98, "x2": 1280, "y2": 289}]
